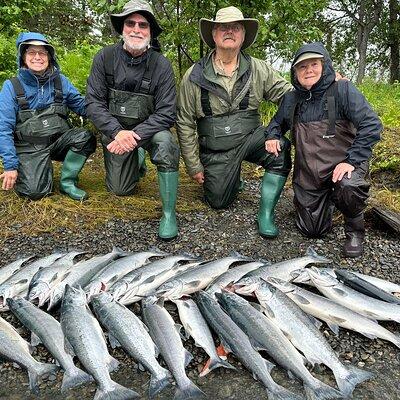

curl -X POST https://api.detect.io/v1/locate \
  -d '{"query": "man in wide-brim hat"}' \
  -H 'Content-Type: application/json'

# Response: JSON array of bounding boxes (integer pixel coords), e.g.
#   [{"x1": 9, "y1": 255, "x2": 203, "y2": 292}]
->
[
  {"x1": 177, "y1": 6, "x2": 293, "y2": 239},
  {"x1": 86, "y1": 0, "x2": 181, "y2": 241}
]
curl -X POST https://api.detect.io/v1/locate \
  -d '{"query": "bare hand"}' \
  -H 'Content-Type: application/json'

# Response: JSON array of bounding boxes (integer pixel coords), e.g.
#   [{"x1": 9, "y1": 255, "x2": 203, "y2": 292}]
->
[
  {"x1": 107, "y1": 140, "x2": 127, "y2": 155},
  {"x1": 192, "y1": 172, "x2": 204, "y2": 184},
  {"x1": 332, "y1": 162, "x2": 354, "y2": 183},
  {"x1": 335, "y1": 71, "x2": 349, "y2": 81},
  {"x1": 113, "y1": 130, "x2": 141, "y2": 152},
  {"x1": 265, "y1": 139, "x2": 281, "y2": 157},
  {"x1": 0, "y1": 170, "x2": 18, "y2": 190}
]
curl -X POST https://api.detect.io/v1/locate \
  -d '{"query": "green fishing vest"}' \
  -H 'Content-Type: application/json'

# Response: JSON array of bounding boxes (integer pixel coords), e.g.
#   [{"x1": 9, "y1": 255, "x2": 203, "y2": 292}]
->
[
  {"x1": 104, "y1": 45, "x2": 159, "y2": 130},
  {"x1": 11, "y1": 75, "x2": 70, "y2": 145},
  {"x1": 197, "y1": 87, "x2": 261, "y2": 152}
]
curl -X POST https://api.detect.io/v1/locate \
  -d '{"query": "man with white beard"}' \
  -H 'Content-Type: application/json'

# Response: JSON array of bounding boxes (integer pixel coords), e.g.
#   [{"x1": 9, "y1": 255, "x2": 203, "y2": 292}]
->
[{"x1": 86, "y1": 0, "x2": 180, "y2": 240}]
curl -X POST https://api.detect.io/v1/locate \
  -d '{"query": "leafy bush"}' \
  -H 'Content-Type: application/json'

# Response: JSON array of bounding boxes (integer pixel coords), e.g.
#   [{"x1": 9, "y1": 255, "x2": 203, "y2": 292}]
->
[{"x1": 0, "y1": 33, "x2": 19, "y2": 84}]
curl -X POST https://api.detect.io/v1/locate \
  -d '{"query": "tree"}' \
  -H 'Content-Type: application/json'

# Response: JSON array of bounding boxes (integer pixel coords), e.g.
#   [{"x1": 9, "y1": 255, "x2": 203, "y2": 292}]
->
[{"x1": 388, "y1": 0, "x2": 399, "y2": 82}]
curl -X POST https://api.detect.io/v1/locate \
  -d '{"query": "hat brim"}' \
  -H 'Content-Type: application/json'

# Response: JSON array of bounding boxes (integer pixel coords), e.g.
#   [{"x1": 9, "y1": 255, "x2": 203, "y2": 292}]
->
[
  {"x1": 19, "y1": 41, "x2": 55, "y2": 60},
  {"x1": 110, "y1": 10, "x2": 162, "y2": 38},
  {"x1": 199, "y1": 18, "x2": 259, "y2": 50}
]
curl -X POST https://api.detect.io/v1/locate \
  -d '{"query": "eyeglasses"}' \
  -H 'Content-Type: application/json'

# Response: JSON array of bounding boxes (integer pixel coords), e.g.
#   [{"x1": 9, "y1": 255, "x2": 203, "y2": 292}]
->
[
  {"x1": 215, "y1": 23, "x2": 243, "y2": 33},
  {"x1": 26, "y1": 50, "x2": 48, "y2": 58},
  {"x1": 124, "y1": 20, "x2": 150, "y2": 29}
]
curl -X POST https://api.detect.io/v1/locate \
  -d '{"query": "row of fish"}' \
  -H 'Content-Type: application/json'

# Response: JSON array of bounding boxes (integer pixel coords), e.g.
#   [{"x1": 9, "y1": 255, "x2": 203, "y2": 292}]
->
[{"x1": 0, "y1": 246, "x2": 399, "y2": 399}]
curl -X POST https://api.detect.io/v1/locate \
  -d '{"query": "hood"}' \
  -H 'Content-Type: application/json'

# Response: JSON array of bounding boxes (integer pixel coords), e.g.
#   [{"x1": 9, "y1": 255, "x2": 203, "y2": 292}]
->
[
  {"x1": 291, "y1": 42, "x2": 335, "y2": 96},
  {"x1": 16, "y1": 32, "x2": 58, "y2": 70}
]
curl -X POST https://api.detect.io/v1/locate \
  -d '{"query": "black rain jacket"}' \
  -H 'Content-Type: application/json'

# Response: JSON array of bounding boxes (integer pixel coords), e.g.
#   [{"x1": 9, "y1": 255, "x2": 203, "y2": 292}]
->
[
  {"x1": 85, "y1": 42, "x2": 176, "y2": 143},
  {"x1": 265, "y1": 42, "x2": 382, "y2": 168}
]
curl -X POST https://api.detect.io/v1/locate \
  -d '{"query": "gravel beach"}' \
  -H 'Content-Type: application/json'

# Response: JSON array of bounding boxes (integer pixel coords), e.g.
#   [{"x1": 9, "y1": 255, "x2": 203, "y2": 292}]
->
[{"x1": 0, "y1": 180, "x2": 399, "y2": 400}]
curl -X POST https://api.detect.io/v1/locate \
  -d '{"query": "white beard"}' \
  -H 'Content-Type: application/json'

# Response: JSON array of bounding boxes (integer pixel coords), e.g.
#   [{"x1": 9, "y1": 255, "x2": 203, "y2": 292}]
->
[{"x1": 122, "y1": 33, "x2": 151, "y2": 53}]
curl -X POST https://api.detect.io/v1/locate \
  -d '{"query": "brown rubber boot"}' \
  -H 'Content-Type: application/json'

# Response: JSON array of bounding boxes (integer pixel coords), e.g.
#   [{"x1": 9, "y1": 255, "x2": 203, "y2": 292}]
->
[{"x1": 343, "y1": 214, "x2": 365, "y2": 258}]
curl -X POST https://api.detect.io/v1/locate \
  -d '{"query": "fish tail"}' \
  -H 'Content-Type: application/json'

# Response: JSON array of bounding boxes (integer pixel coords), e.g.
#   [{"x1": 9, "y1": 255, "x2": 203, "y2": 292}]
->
[
  {"x1": 148, "y1": 369, "x2": 171, "y2": 399},
  {"x1": 304, "y1": 380, "x2": 343, "y2": 400},
  {"x1": 174, "y1": 380, "x2": 205, "y2": 400},
  {"x1": 199, "y1": 356, "x2": 236, "y2": 377},
  {"x1": 28, "y1": 362, "x2": 59, "y2": 394},
  {"x1": 335, "y1": 365, "x2": 373, "y2": 397},
  {"x1": 107, "y1": 356, "x2": 120, "y2": 372},
  {"x1": 306, "y1": 246, "x2": 331, "y2": 264},
  {"x1": 94, "y1": 381, "x2": 140, "y2": 400},
  {"x1": 266, "y1": 387, "x2": 303, "y2": 400},
  {"x1": 61, "y1": 366, "x2": 93, "y2": 392}
]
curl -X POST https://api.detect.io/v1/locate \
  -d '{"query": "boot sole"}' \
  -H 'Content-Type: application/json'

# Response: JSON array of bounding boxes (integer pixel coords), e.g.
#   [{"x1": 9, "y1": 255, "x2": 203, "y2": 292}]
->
[{"x1": 158, "y1": 234, "x2": 177, "y2": 242}]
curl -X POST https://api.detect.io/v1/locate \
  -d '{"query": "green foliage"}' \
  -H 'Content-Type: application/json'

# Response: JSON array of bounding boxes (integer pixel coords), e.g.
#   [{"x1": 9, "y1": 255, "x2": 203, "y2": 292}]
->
[
  {"x1": 57, "y1": 42, "x2": 103, "y2": 94},
  {"x1": 0, "y1": 33, "x2": 18, "y2": 84},
  {"x1": 359, "y1": 79, "x2": 400, "y2": 128}
]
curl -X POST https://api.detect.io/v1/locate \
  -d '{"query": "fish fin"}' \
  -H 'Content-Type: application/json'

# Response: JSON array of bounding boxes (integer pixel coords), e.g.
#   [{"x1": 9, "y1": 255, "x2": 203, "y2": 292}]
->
[
  {"x1": 304, "y1": 381, "x2": 343, "y2": 400},
  {"x1": 94, "y1": 381, "x2": 139, "y2": 400},
  {"x1": 332, "y1": 287, "x2": 348, "y2": 297},
  {"x1": 108, "y1": 333, "x2": 121, "y2": 349},
  {"x1": 174, "y1": 380, "x2": 206, "y2": 400},
  {"x1": 328, "y1": 314, "x2": 347, "y2": 324},
  {"x1": 107, "y1": 356, "x2": 120, "y2": 373},
  {"x1": 218, "y1": 341, "x2": 231, "y2": 356},
  {"x1": 263, "y1": 358, "x2": 275, "y2": 373},
  {"x1": 27, "y1": 370, "x2": 40, "y2": 395},
  {"x1": 266, "y1": 387, "x2": 303, "y2": 400},
  {"x1": 148, "y1": 368, "x2": 171, "y2": 398},
  {"x1": 61, "y1": 366, "x2": 93, "y2": 392},
  {"x1": 184, "y1": 349, "x2": 193, "y2": 367},
  {"x1": 261, "y1": 303, "x2": 275, "y2": 319},
  {"x1": 138, "y1": 363, "x2": 145, "y2": 372},
  {"x1": 334, "y1": 365, "x2": 373, "y2": 397},
  {"x1": 287, "y1": 370, "x2": 296, "y2": 380},
  {"x1": 292, "y1": 293, "x2": 311, "y2": 305},
  {"x1": 360, "y1": 331, "x2": 378, "y2": 340},
  {"x1": 308, "y1": 315, "x2": 323, "y2": 330},
  {"x1": 174, "y1": 323, "x2": 186, "y2": 339},
  {"x1": 64, "y1": 338, "x2": 75, "y2": 357},
  {"x1": 30, "y1": 331, "x2": 41, "y2": 347},
  {"x1": 199, "y1": 356, "x2": 236, "y2": 377},
  {"x1": 142, "y1": 275, "x2": 156, "y2": 284},
  {"x1": 188, "y1": 280, "x2": 202, "y2": 288},
  {"x1": 249, "y1": 301, "x2": 263, "y2": 312},
  {"x1": 326, "y1": 322, "x2": 340, "y2": 336},
  {"x1": 363, "y1": 310, "x2": 382, "y2": 319},
  {"x1": 249, "y1": 337, "x2": 267, "y2": 352},
  {"x1": 306, "y1": 246, "x2": 331, "y2": 264}
]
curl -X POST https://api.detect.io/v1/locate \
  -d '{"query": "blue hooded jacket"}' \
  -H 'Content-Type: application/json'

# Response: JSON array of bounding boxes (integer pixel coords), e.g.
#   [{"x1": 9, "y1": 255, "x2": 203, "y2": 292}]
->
[{"x1": 0, "y1": 32, "x2": 86, "y2": 171}]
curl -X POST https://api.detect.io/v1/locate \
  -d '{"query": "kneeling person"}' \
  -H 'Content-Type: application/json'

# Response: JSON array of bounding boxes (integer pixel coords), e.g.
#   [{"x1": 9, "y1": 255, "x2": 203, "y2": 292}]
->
[
  {"x1": 265, "y1": 42, "x2": 382, "y2": 257},
  {"x1": 86, "y1": 0, "x2": 180, "y2": 240},
  {"x1": 0, "y1": 32, "x2": 96, "y2": 200}
]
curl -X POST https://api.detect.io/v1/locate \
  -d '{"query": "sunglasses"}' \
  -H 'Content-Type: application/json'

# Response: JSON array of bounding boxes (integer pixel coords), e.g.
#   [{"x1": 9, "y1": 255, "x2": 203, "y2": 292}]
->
[
  {"x1": 25, "y1": 50, "x2": 48, "y2": 58},
  {"x1": 124, "y1": 20, "x2": 150, "y2": 29}
]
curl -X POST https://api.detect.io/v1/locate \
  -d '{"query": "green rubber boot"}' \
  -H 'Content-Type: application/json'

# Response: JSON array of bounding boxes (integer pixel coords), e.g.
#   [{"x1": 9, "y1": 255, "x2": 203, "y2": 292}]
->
[
  {"x1": 257, "y1": 172, "x2": 287, "y2": 238},
  {"x1": 138, "y1": 147, "x2": 147, "y2": 178},
  {"x1": 60, "y1": 150, "x2": 88, "y2": 201},
  {"x1": 158, "y1": 171, "x2": 178, "y2": 240}
]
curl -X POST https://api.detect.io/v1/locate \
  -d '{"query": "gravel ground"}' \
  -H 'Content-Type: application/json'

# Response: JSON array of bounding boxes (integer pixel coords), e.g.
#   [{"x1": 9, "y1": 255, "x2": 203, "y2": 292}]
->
[{"x1": 0, "y1": 180, "x2": 399, "y2": 400}]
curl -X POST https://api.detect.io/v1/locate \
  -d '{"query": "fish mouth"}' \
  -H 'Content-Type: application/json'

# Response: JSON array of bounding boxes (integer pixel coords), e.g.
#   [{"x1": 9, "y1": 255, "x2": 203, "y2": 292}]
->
[{"x1": 232, "y1": 283, "x2": 258, "y2": 295}]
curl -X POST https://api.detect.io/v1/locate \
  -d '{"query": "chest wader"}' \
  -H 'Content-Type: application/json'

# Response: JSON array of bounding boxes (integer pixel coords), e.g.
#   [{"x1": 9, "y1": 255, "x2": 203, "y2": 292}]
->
[
  {"x1": 11, "y1": 76, "x2": 70, "y2": 200},
  {"x1": 103, "y1": 47, "x2": 179, "y2": 240},
  {"x1": 197, "y1": 87, "x2": 261, "y2": 209},
  {"x1": 291, "y1": 82, "x2": 368, "y2": 257}
]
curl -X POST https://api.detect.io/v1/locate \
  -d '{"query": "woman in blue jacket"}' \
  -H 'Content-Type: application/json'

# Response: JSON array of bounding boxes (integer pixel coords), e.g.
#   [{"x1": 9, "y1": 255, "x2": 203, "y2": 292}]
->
[{"x1": 0, "y1": 32, "x2": 96, "y2": 200}]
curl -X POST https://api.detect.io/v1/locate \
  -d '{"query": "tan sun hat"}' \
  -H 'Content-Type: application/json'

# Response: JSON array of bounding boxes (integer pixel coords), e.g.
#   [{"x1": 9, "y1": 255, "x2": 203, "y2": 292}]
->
[
  {"x1": 110, "y1": 0, "x2": 162, "y2": 38},
  {"x1": 293, "y1": 52, "x2": 324, "y2": 66},
  {"x1": 199, "y1": 6, "x2": 259, "y2": 50}
]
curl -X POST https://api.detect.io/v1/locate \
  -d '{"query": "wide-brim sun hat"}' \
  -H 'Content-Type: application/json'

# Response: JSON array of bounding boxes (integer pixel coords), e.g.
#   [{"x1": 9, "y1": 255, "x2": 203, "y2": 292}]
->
[
  {"x1": 199, "y1": 6, "x2": 259, "y2": 50},
  {"x1": 19, "y1": 39, "x2": 55, "y2": 63},
  {"x1": 293, "y1": 52, "x2": 324, "y2": 66},
  {"x1": 110, "y1": 0, "x2": 163, "y2": 38}
]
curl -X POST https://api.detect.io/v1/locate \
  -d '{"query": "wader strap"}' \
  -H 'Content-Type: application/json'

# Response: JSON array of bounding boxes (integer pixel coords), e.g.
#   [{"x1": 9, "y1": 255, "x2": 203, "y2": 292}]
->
[
  {"x1": 200, "y1": 87, "x2": 251, "y2": 117},
  {"x1": 201, "y1": 88, "x2": 213, "y2": 117},
  {"x1": 325, "y1": 81, "x2": 338, "y2": 136},
  {"x1": 103, "y1": 45, "x2": 115, "y2": 88},
  {"x1": 290, "y1": 92, "x2": 301, "y2": 142},
  {"x1": 10, "y1": 77, "x2": 30, "y2": 110},
  {"x1": 53, "y1": 75, "x2": 63, "y2": 104},
  {"x1": 136, "y1": 50, "x2": 160, "y2": 94}
]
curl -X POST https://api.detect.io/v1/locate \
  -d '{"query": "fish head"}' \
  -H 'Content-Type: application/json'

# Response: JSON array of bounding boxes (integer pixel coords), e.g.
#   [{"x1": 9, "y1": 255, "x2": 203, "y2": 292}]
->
[
  {"x1": 265, "y1": 277, "x2": 295, "y2": 294},
  {"x1": 0, "y1": 286, "x2": 11, "y2": 307},
  {"x1": 62, "y1": 285, "x2": 87, "y2": 308},
  {"x1": 109, "y1": 281, "x2": 129, "y2": 301},
  {"x1": 6, "y1": 296, "x2": 30, "y2": 311},
  {"x1": 254, "y1": 281, "x2": 276, "y2": 303},
  {"x1": 91, "y1": 291, "x2": 114, "y2": 310},
  {"x1": 290, "y1": 268, "x2": 312, "y2": 284},
  {"x1": 216, "y1": 289, "x2": 247, "y2": 310},
  {"x1": 307, "y1": 267, "x2": 337, "y2": 287},
  {"x1": 141, "y1": 295, "x2": 159, "y2": 308},
  {"x1": 28, "y1": 281, "x2": 50, "y2": 303},
  {"x1": 196, "y1": 290, "x2": 217, "y2": 308},
  {"x1": 233, "y1": 276, "x2": 260, "y2": 295},
  {"x1": 154, "y1": 280, "x2": 184, "y2": 300},
  {"x1": 85, "y1": 281, "x2": 103, "y2": 301}
]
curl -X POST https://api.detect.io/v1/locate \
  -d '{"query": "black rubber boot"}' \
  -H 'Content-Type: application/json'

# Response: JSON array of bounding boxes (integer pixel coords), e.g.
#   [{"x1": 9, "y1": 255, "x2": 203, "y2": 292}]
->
[{"x1": 343, "y1": 214, "x2": 365, "y2": 258}]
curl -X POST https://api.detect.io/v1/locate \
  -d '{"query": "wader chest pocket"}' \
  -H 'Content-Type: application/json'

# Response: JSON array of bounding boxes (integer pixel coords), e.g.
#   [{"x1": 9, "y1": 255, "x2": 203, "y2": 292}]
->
[{"x1": 26, "y1": 114, "x2": 63, "y2": 135}]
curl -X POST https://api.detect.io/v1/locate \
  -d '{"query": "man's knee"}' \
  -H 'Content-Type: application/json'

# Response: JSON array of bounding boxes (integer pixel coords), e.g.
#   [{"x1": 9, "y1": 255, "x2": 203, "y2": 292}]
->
[
  {"x1": 15, "y1": 183, "x2": 52, "y2": 200},
  {"x1": 150, "y1": 130, "x2": 180, "y2": 170},
  {"x1": 264, "y1": 137, "x2": 291, "y2": 175},
  {"x1": 69, "y1": 129, "x2": 97, "y2": 157}
]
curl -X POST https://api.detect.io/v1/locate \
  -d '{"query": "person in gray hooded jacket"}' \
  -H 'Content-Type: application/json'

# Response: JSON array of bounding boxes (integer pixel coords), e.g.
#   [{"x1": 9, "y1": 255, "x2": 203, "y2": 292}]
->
[
  {"x1": 265, "y1": 42, "x2": 382, "y2": 257},
  {"x1": 85, "y1": 0, "x2": 180, "y2": 241}
]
